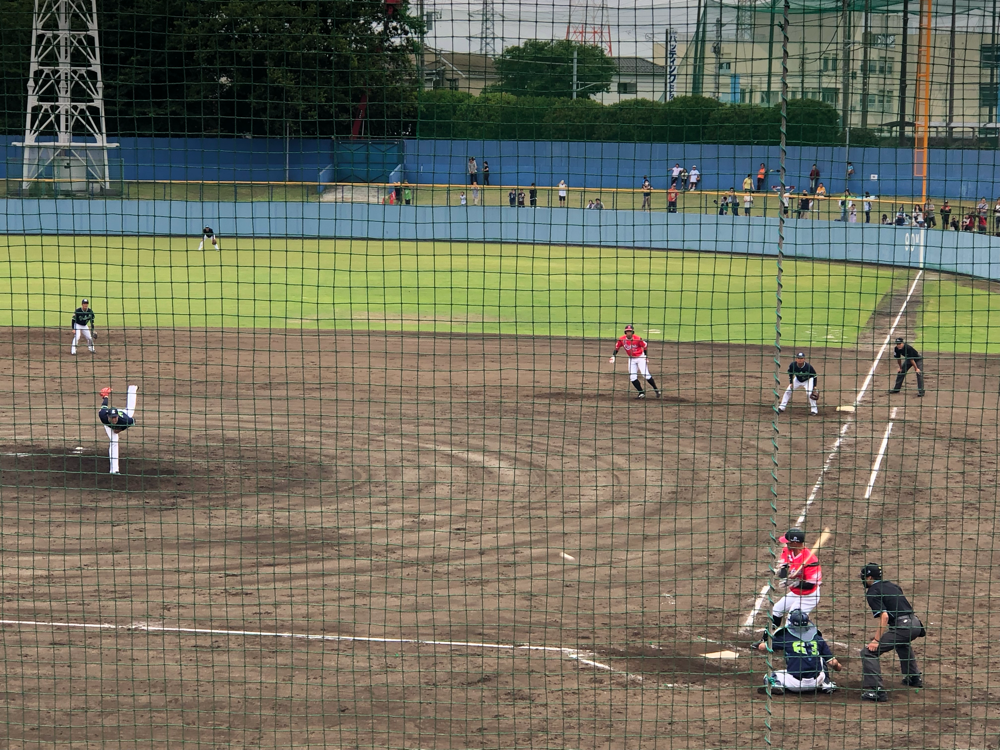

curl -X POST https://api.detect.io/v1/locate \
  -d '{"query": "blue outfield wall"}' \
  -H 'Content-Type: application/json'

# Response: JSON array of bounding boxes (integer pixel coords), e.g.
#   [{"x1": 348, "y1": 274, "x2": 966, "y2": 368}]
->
[
  {"x1": 2, "y1": 200, "x2": 999, "y2": 282},
  {"x1": 3, "y1": 136, "x2": 1000, "y2": 199}
]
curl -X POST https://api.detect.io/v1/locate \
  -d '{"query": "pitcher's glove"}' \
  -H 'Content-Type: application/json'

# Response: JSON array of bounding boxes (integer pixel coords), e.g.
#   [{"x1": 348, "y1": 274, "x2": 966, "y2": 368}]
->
[
  {"x1": 100, "y1": 387, "x2": 112, "y2": 398},
  {"x1": 811, "y1": 390, "x2": 820, "y2": 402}
]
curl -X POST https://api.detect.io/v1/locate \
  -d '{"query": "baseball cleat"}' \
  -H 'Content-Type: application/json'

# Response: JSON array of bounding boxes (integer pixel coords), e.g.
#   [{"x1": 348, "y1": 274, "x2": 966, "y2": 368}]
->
[
  {"x1": 654, "y1": 390, "x2": 662, "y2": 398},
  {"x1": 757, "y1": 685, "x2": 784, "y2": 696},
  {"x1": 887, "y1": 390, "x2": 900, "y2": 394},
  {"x1": 861, "y1": 689, "x2": 888, "y2": 702},
  {"x1": 917, "y1": 392, "x2": 925, "y2": 397},
  {"x1": 821, "y1": 682, "x2": 837, "y2": 694},
  {"x1": 635, "y1": 392, "x2": 646, "y2": 399},
  {"x1": 811, "y1": 411, "x2": 819, "y2": 416},
  {"x1": 777, "y1": 407, "x2": 785, "y2": 413},
  {"x1": 901, "y1": 676, "x2": 923, "y2": 688}
]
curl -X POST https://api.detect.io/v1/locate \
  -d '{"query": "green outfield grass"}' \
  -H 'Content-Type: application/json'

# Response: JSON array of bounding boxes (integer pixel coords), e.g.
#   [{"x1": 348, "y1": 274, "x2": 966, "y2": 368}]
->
[{"x1": 1, "y1": 235, "x2": 994, "y2": 351}]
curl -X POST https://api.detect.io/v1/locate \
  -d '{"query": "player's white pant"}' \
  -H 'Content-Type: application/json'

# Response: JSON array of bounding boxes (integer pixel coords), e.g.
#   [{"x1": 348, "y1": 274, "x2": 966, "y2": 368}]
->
[
  {"x1": 198, "y1": 235, "x2": 220, "y2": 251},
  {"x1": 779, "y1": 378, "x2": 817, "y2": 413},
  {"x1": 772, "y1": 588, "x2": 821, "y2": 620},
  {"x1": 768, "y1": 669, "x2": 833, "y2": 693},
  {"x1": 71, "y1": 323, "x2": 94, "y2": 354},
  {"x1": 628, "y1": 355, "x2": 652, "y2": 381},
  {"x1": 104, "y1": 426, "x2": 120, "y2": 474}
]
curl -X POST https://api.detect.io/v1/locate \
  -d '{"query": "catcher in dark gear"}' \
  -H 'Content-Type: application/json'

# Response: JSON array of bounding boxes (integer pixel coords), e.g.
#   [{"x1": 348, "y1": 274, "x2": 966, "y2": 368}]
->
[{"x1": 755, "y1": 609, "x2": 842, "y2": 695}]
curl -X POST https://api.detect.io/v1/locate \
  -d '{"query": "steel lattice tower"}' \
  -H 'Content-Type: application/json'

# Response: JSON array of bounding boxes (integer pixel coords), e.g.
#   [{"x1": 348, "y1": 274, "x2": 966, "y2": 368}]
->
[
  {"x1": 474, "y1": 0, "x2": 499, "y2": 56},
  {"x1": 16, "y1": 0, "x2": 116, "y2": 193},
  {"x1": 566, "y1": 0, "x2": 613, "y2": 56}
]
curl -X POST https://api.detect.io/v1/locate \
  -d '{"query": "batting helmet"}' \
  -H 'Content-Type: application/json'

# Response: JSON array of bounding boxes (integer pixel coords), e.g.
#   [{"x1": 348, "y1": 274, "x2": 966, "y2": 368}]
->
[
  {"x1": 780, "y1": 528, "x2": 806, "y2": 544},
  {"x1": 860, "y1": 563, "x2": 882, "y2": 581},
  {"x1": 624, "y1": 324, "x2": 635, "y2": 332},
  {"x1": 81, "y1": 298, "x2": 89, "y2": 304},
  {"x1": 787, "y1": 609, "x2": 810, "y2": 628}
]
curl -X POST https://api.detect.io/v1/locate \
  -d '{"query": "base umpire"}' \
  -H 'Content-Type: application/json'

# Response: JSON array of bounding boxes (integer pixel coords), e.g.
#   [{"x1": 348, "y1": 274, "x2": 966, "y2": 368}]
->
[{"x1": 889, "y1": 337, "x2": 925, "y2": 396}]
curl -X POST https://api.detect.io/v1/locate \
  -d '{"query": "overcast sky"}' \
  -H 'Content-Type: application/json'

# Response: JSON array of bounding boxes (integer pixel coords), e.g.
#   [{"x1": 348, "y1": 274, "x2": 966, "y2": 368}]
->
[{"x1": 423, "y1": 0, "x2": 991, "y2": 57}]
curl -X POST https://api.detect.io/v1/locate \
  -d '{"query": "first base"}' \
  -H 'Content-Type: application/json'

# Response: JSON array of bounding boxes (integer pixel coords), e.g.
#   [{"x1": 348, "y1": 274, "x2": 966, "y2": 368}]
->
[{"x1": 836, "y1": 405, "x2": 856, "y2": 412}]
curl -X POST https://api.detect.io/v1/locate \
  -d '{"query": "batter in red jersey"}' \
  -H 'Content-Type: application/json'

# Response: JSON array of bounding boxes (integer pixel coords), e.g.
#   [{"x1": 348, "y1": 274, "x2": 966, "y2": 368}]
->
[
  {"x1": 609, "y1": 324, "x2": 661, "y2": 399},
  {"x1": 771, "y1": 528, "x2": 822, "y2": 625}
]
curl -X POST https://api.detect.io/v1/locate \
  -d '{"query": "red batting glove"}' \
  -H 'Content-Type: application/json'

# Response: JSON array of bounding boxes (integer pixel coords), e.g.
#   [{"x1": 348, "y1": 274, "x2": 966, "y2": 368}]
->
[{"x1": 100, "y1": 387, "x2": 112, "y2": 398}]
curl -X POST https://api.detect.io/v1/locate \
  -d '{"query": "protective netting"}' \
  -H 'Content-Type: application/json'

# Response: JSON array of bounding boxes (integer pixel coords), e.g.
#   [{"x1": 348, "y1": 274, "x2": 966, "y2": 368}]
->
[{"x1": 1, "y1": 1, "x2": 1000, "y2": 748}]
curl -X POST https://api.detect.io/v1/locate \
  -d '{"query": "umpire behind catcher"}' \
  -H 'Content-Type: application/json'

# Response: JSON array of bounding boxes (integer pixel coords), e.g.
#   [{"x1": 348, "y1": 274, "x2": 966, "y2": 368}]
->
[
  {"x1": 889, "y1": 337, "x2": 925, "y2": 396},
  {"x1": 859, "y1": 563, "x2": 925, "y2": 703}
]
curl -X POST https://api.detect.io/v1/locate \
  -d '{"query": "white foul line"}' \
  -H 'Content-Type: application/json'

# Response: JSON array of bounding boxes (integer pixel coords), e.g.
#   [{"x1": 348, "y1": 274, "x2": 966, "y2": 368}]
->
[
  {"x1": 864, "y1": 407, "x2": 898, "y2": 499},
  {"x1": 741, "y1": 271, "x2": 923, "y2": 632},
  {"x1": 0, "y1": 618, "x2": 644, "y2": 684}
]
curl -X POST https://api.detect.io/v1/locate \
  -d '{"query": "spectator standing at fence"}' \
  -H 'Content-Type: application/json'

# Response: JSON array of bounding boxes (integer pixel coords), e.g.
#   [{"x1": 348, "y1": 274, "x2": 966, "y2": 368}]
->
[
  {"x1": 977, "y1": 197, "x2": 988, "y2": 221},
  {"x1": 864, "y1": 193, "x2": 873, "y2": 224},
  {"x1": 517, "y1": 188, "x2": 525, "y2": 207},
  {"x1": 509, "y1": 188, "x2": 516, "y2": 207},
  {"x1": 403, "y1": 183, "x2": 412, "y2": 205},
  {"x1": 742, "y1": 174, "x2": 754, "y2": 193},
  {"x1": 667, "y1": 185, "x2": 679, "y2": 213},
  {"x1": 849, "y1": 200, "x2": 858, "y2": 223},
  {"x1": 781, "y1": 189, "x2": 791, "y2": 218},
  {"x1": 595, "y1": 198, "x2": 604, "y2": 210},
  {"x1": 468, "y1": 157, "x2": 479, "y2": 186},
  {"x1": 482, "y1": 160, "x2": 490, "y2": 186},
  {"x1": 558, "y1": 180, "x2": 567, "y2": 207},
  {"x1": 925, "y1": 199, "x2": 936, "y2": 228},
  {"x1": 587, "y1": 199, "x2": 595, "y2": 209},
  {"x1": 728, "y1": 188, "x2": 738, "y2": 218},
  {"x1": 529, "y1": 183, "x2": 537, "y2": 207},
  {"x1": 471, "y1": 184, "x2": 479, "y2": 206},
  {"x1": 940, "y1": 201, "x2": 952, "y2": 228},
  {"x1": 913, "y1": 204, "x2": 925, "y2": 227},
  {"x1": 743, "y1": 191, "x2": 753, "y2": 216},
  {"x1": 460, "y1": 191, "x2": 467, "y2": 206},
  {"x1": 757, "y1": 163, "x2": 767, "y2": 191},
  {"x1": 809, "y1": 164, "x2": 820, "y2": 193},
  {"x1": 993, "y1": 197, "x2": 1000, "y2": 234},
  {"x1": 688, "y1": 166, "x2": 700, "y2": 191},
  {"x1": 679, "y1": 167, "x2": 689, "y2": 190},
  {"x1": 671, "y1": 163, "x2": 682, "y2": 188},
  {"x1": 796, "y1": 191, "x2": 811, "y2": 220},
  {"x1": 641, "y1": 177, "x2": 652, "y2": 211},
  {"x1": 717, "y1": 194, "x2": 728, "y2": 215}
]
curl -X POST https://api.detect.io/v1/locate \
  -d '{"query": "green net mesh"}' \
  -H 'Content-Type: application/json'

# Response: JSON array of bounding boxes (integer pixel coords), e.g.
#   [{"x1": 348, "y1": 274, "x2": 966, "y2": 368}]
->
[{"x1": 1, "y1": 0, "x2": 999, "y2": 748}]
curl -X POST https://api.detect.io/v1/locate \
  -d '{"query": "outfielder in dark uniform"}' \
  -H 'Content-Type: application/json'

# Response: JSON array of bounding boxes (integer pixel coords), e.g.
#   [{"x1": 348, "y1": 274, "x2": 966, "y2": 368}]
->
[
  {"x1": 70, "y1": 298, "x2": 96, "y2": 355},
  {"x1": 99, "y1": 386, "x2": 138, "y2": 474},
  {"x1": 889, "y1": 337, "x2": 925, "y2": 396},
  {"x1": 859, "y1": 563, "x2": 925, "y2": 703},
  {"x1": 778, "y1": 351, "x2": 819, "y2": 415},
  {"x1": 755, "y1": 609, "x2": 842, "y2": 695},
  {"x1": 198, "y1": 226, "x2": 220, "y2": 251}
]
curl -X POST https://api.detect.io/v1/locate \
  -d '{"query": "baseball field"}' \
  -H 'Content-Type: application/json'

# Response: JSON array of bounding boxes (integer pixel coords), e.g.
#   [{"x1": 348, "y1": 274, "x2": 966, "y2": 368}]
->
[{"x1": 2, "y1": 235, "x2": 998, "y2": 748}]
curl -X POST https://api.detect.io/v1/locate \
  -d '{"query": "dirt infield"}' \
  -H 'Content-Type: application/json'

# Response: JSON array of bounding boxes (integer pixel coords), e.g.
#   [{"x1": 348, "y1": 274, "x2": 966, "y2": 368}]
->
[{"x1": 1, "y1": 311, "x2": 998, "y2": 748}]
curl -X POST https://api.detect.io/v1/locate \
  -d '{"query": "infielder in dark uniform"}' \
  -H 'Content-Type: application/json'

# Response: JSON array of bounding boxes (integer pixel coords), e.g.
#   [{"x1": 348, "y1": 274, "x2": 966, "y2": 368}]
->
[
  {"x1": 70, "y1": 298, "x2": 96, "y2": 355},
  {"x1": 889, "y1": 337, "x2": 925, "y2": 396},
  {"x1": 859, "y1": 563, "x2": 925, "y2": 703},
  {"x1": 99, "y1": 386, "x2": 138, "y2": 474},
  {"x1": 778, "y1": 351, "x2": 819, "y2": 415},
  {"x1": 755, "y1": 609, "x2": 842, "y2": 695}
]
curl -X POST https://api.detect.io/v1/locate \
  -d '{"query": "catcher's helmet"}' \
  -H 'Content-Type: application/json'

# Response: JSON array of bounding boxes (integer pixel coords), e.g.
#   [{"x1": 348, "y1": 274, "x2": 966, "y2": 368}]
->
[
  {"x1": 895, "y1": 337, "x2": 904, "y2": 344},
  {"x1": 780, "y1": 528, "x2": 806, "y2": 544},
  {"x1": 788, "y1": 609, "x2": 810, "y2": 628},
  {"x1": 624, "y1": 324, "x2": 635, "y2": 332},
  {"x1": 860, "y1": 563, "x2": 882, "y2": 581}
]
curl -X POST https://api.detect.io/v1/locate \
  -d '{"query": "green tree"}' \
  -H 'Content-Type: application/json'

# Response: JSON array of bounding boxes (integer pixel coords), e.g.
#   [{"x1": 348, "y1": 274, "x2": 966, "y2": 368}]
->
[
  {"x1": 707, "y1": 104, "x2": 780, "y2": 144},
  {"x1": 416, "y1": 89, "x2": 473, "y2": 139},
  {"x1": 494, "y1": 39, "x2": 614, "y2": 99},
  {"x1": 785, "y1": 98, "x2": 842, "y2": 146},
  {"x1": 661, "y1": 95, "x2": 724, "y2": 143}
]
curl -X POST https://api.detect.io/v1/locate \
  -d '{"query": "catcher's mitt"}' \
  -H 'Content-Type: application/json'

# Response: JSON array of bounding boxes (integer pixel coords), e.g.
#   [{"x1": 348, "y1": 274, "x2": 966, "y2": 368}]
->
[{"x1": 811, "y1": 390, "x2": 820, "y2": 402}]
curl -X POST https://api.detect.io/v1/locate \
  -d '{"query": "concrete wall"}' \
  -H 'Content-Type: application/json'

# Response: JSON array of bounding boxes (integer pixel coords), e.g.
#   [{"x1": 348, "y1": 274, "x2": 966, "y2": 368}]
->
[
  {"x1": 3, "y1": 137, "x2": 1000, "y2": 199},
  {"x1": 2, "y1": 199, "x2": 998, "y2": 281}
]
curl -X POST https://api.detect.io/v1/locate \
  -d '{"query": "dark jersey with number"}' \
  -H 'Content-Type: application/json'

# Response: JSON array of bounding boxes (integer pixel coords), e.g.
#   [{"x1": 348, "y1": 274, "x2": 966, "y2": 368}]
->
[
  {"x1": 72, "y1": 307, "x2": 95, "y2": 328},
  {"x1": 865, "y1": 580, "x2": 915, "y2": 626},
  {"x1": 771, "y1": 626, "x2": 834, "y2": 678},
  {"x1": 788, "y1": 361, "x2": 817, "y2": 385}
]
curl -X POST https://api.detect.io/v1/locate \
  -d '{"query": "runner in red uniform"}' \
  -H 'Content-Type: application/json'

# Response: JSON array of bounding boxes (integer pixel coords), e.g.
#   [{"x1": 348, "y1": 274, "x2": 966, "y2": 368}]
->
[{"x1": 609, "y1": 324, "x2": 661, "y2": 399}]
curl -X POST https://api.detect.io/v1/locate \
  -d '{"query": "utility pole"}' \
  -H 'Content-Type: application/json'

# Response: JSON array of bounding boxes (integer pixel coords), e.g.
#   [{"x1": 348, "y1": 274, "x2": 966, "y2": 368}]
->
[
  {"x1": 841, "y1": 0, "x2": 853, "y2": 140},
  {"x1": 990, "y1": 0, "x2": 998, "y2": 128},
  {"x1": 860, "y1": 0, "x2": 871, "y2": 129},
  {"x1": 713, "y1": 3, "x2": 723, "y2": 100},
  {"x1": 897, "y1": 0, "x2": 909, "y2": 147},
  {"x1": 946, "y1": 0, "x2": 957, "y2": 138}
]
